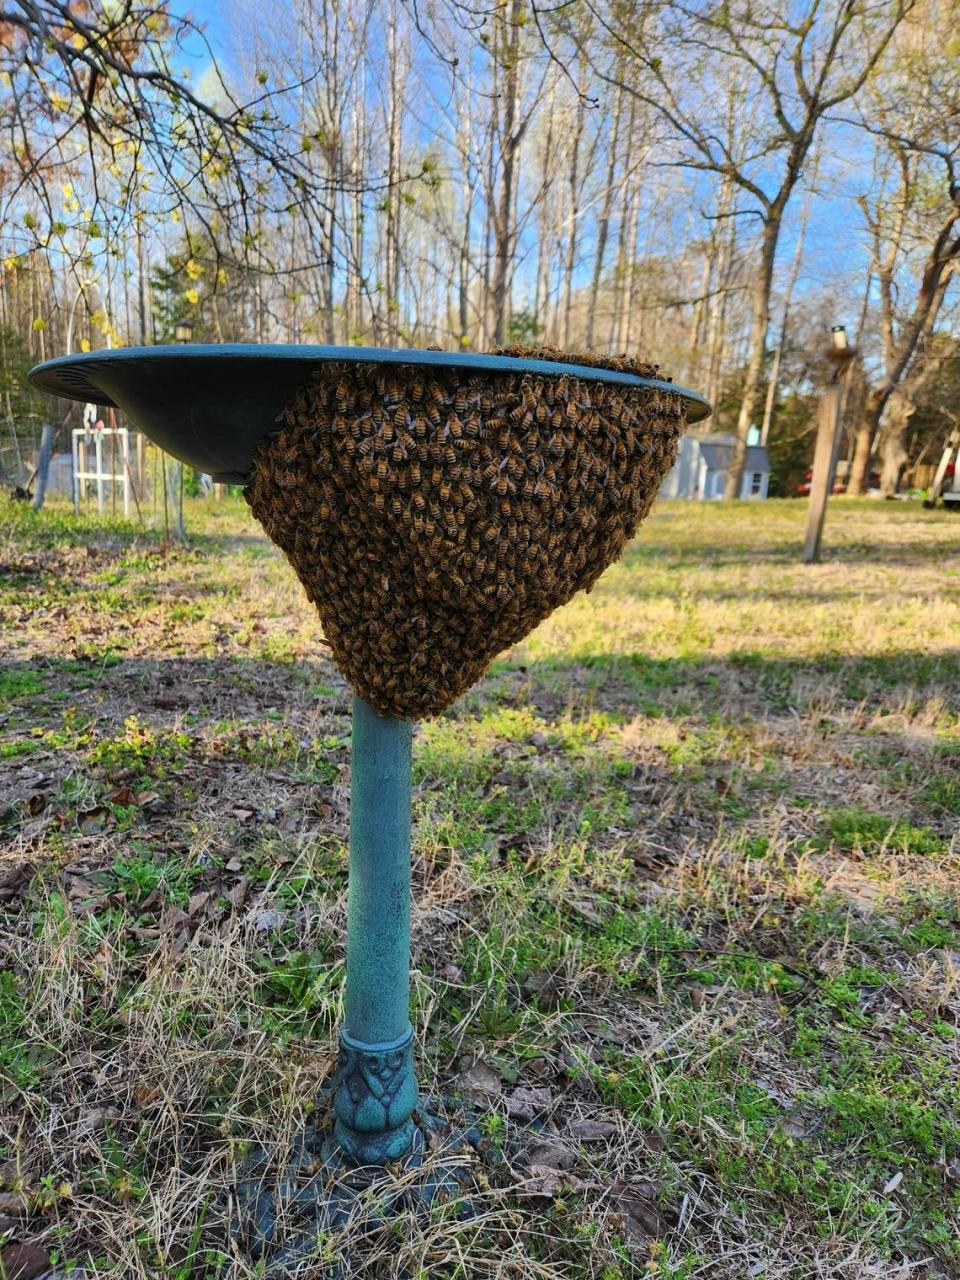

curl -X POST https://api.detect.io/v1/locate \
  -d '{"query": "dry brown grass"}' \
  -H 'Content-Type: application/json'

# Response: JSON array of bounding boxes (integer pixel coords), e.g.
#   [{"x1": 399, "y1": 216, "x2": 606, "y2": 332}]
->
[{"x1": 1, "y1": 495, "x2": 958, "y2": 1279}]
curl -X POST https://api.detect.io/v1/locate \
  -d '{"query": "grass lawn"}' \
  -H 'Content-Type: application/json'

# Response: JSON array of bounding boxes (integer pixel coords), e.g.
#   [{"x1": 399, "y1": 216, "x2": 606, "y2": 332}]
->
[{"x1": 1, "y1": 494, "x2": 958, "y2": 1279}]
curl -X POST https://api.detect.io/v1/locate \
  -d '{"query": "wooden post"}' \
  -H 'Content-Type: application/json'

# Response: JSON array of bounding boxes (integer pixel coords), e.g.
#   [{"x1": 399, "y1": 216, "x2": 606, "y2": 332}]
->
[
  {"x1": 802, "y1": 384, "x2": 844, "y2": 563},
  {"x1": 802, "y1": 334, "x2": 856, "y2": 564}
]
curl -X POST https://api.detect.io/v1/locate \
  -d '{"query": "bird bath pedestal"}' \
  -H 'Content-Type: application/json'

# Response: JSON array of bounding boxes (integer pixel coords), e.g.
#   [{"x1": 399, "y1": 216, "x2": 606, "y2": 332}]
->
[{"x1": 30, "y1": 344, "x2": 710, "y2": 1265}]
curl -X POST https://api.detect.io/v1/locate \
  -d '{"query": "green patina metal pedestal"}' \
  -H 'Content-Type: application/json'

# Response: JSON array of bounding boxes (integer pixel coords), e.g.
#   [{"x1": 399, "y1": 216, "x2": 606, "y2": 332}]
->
[
  {"x1": 333, "y1": 697, "x2": 418, "y2": 1164},
  {"x1": 28, "y1": 343, "x2": 711, "y2": 1268}
]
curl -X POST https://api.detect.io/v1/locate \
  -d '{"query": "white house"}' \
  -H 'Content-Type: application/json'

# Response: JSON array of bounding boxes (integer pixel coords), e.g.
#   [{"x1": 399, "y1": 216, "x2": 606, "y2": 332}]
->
[{"x1": 661, "y1": 432, "x2": 771, "y2": 500}]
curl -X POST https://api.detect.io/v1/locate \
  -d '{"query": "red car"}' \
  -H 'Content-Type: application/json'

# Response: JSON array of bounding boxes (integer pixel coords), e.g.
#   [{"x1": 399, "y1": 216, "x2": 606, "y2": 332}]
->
[{"x1": 796, "y1": 461, "x2": 880, "y2": 496}]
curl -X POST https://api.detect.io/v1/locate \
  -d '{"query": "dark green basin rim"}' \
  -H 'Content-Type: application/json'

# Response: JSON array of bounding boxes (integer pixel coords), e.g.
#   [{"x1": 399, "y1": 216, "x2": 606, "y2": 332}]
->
[
  {"x1": 29, "y1": 343, "x2": 711, "y2": 421},
  {"x1": 28, "y1": 344, "x2": 710, "y2": 481}
]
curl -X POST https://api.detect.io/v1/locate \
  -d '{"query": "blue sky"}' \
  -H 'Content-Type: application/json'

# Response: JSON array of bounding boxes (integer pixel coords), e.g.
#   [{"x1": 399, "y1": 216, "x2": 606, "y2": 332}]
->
[{"x1": 168, "y1": 1, "x2": 880, "y2": 347}]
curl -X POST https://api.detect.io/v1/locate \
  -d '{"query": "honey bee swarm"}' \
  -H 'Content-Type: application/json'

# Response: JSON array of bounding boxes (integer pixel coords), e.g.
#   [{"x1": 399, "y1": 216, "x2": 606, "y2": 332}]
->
[{"x1": 245, "y1": 345, "x2": 685, "y2": 719}]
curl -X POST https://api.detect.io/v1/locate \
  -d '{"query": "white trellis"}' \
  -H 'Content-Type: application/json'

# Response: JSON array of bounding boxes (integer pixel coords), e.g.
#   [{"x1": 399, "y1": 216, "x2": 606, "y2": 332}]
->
[{"x1": 72, "y1": 427, "x2": 131, "y2": 515}]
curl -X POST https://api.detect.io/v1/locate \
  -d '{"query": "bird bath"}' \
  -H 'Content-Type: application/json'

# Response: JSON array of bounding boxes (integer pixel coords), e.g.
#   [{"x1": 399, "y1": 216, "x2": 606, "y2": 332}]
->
[{"x1": 30, "y1": 343, "x2": 710, "y2": 1267}]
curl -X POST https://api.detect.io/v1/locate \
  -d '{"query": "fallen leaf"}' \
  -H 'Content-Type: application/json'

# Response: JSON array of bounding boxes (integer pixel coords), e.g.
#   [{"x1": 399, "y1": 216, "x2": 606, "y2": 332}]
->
[
  {"x1": 505, "y1": 1085, "x2": 553, "y2": 1120},
  {"x1": 525, "y1": 1139, "x2": 575, "y2": 1171},
  {"x1": 457, "y1": 1059, "x2": 502, "y2": 1099},
  {"x1": 107, "y1": 787, "x2": 134, "y2": 806},
  {"x1": 516, "y1": 1168, "x2": 563, "y2": 1198},
  {"x1": 159, "y1": 905, "x2": 190, "y2": 932},
  {"x1": 0, "y1": 1243, "x2": 51, "y2": 1280},
  {"x1": 609, "y1": 1178, "x2": 671, "y2": 1249},
  {"x1": 0, "y1": 1191, "x2": 26, "y2": 1217},
  {"x1": 228, "y1": 876, "x2": 250, "y2": 910},
  {"x1": 883, "y1": 1171, "x2": 904, "y2": 1195},
  {"x1": 76, "y1": 1107, "x2": 120, "y2": 1137},
  {"x1": 568, "y1": 1117, "x2": 617, "y2": 1142},
  {"x1": 187, "y1": 890, "x2": 213, "y2": 917},
  {"x1": 0, "y1": 862, "x2": 35, "y2": 899},
  {"x1": 232, "y1": 807, "x2": 255, "y2": 822},
  {"x1": 65, "y1": 877, "x2": 101, "y2": 902},
  {"x1": 135, "y1": 790, "x2": 160, "y2": 806}
]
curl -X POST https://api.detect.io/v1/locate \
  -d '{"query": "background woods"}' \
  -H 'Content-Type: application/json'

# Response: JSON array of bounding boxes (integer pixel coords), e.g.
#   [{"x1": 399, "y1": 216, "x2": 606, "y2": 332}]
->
[{"x1": 0, "y1": 0, "x2": 957, "y2": 498}]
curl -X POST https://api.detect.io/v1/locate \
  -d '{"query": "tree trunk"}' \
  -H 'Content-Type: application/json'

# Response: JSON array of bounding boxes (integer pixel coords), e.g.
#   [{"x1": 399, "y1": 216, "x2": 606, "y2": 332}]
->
[
  {"x1": 561, "y1": 95, "x2": 585, "y2": 349},
  {"x1": 725, "y1": 216, "x2": 779, "y2": 498},
  {"x1": 32, "y1": 423, "x2": 55, "y2": 511},
  {"x1": 489, "y1": 0, "x2": 523, "y2": 346},
  {"x1": 585, "y1": 79, "x2": 622, "y2": 350},
  {"x1": 879, "y1": 389, "x2": 915, "y2": 497}
]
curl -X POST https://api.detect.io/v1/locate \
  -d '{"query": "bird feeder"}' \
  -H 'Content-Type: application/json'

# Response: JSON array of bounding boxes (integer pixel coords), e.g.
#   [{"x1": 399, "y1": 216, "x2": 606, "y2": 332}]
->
[{"x1": 30, "y1": 343, "x2": 710, "y2": 1263}]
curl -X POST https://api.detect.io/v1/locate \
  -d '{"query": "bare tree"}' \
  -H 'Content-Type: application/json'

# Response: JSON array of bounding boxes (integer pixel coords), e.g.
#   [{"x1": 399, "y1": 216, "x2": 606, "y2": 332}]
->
[
  {"x1": 559, "y1": 0, "x2": 913, "y2": 494},
  {"x1": 846, "y1": 9, "x2": 960, "y2": 494},
  {"x1": 0, "y1": 1, "x2": 339, "y2": 271}
]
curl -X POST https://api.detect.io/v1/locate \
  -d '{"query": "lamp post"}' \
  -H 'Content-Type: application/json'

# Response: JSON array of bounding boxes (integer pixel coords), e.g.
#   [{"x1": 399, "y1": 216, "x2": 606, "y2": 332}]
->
[{"x1": 802, "y1": 325, "x2": 857, "y2": 564}]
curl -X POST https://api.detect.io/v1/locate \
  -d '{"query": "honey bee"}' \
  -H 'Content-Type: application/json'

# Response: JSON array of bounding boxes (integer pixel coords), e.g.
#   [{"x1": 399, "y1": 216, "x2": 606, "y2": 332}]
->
[
  {"x1": 376, "y1": 458, "x2": 388, "y2": 481},
  {"x1": 453, "y1": 390, "x2": 467, "y2": 416}
]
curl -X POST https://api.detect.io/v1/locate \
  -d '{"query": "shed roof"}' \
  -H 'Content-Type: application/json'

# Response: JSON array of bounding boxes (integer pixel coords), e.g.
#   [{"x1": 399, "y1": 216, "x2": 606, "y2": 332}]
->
[{"x1": 697, "y1": 435, "x2": 770, "y2": 474}]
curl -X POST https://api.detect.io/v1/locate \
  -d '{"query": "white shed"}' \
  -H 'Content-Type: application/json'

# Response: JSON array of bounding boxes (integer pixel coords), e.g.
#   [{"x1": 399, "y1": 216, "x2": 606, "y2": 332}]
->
[{"x1": 661, "y1": 433, "x2": 771, "y2": 500}]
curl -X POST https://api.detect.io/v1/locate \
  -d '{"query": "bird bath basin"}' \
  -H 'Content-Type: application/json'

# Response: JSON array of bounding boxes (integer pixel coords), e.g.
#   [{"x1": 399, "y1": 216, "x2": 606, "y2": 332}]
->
[{"x1": 30, "y1": 343, "x2": 710, "y2": 1268}]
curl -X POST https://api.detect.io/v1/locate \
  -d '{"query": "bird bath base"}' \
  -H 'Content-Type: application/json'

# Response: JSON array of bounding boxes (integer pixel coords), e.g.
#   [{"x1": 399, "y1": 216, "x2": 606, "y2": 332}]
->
[
  {"x1": 219, "y1": 697, "x2": 491, "y2": 1275},
  {"x1": 225, "y1": 1092, "x2": 485, "y2": 1277},
  {"x1": 28, "y1": 344, "x2": 711, "y2": 1272}
]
